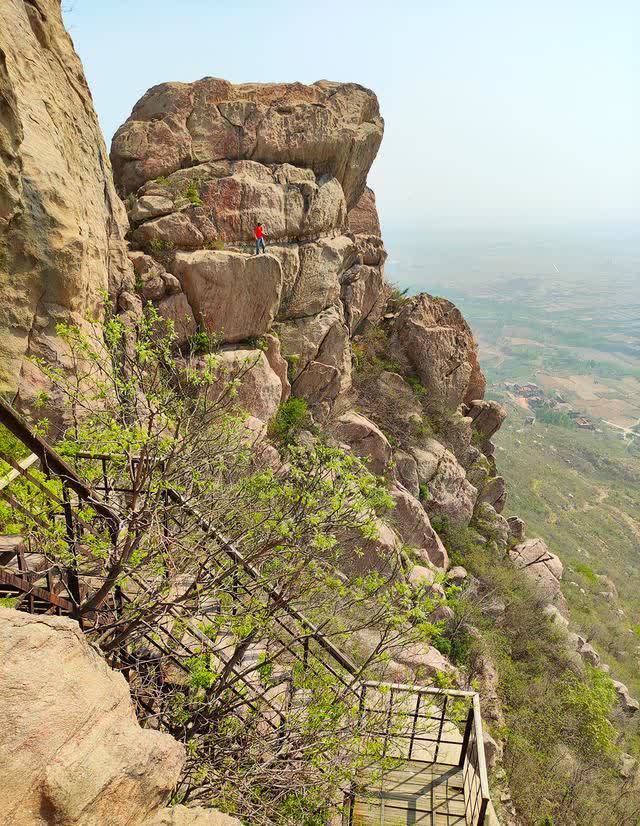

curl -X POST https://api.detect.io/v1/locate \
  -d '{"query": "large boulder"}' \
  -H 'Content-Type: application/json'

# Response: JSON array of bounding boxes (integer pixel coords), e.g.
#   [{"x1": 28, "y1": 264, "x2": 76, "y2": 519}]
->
[
  {"x1": 465, "y1": 399, "x2": 507, "y2": 438},
  {"x1": 410, "y1": 439, "x2": 478, "y2": 526},
  {"x1": 389, "y1": 484, "x2": 449, "y2": 569},
  {"x1": 332, "y1": 411, "x2": 392, "y2": 476},
  {"x1": 0, "y1": 609, "x2": 183, "y2": 826},
  {"x1": 0, "y1": 0, "x2": 133, "y2": 404},
  {"x1": 276, "y1": 304, "x2": 351, "y2": 412},
  {"x1": 341, "y1": 263, "x2": 386, "y2": 334},
  {"x1": 392, "y1": 294, "x2": 486, "y2": 412},
  {"x1": 282, "y1": 235, "x2": 357, "y2": 318},
  {"x1": 509, "y1": 538, "x2": 568, "y2": 615},
  {"x1": 111, "y1": 78, "x2": 384, "y2": 209},
  {"x1": 212, "y1": 349, "x2": 284, "y2": 421},
  {"x1": 347, "y1": 186, "x2": 382, "y2": 236},
  {"x1": 172, "y1": 250, "x2": 282, "y2": 343}
]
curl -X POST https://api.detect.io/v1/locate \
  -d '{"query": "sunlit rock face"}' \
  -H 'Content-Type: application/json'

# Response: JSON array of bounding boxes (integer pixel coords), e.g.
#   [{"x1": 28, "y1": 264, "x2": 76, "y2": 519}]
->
[
  {"x1": 0, "y1": 0, "x2": 133, "y2": 407},
  {"x1": 112, "y1": 78, "x2": 387, "y2": 418}
]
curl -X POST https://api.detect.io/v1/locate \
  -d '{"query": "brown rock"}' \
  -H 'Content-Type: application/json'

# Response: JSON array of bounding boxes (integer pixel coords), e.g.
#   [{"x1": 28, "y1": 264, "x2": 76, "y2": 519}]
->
[
  {"x1": 393, "y1": 449, "x2": 420, "y2": 498},
  {"x1": 157, "y1": 293, "x2": 198, "y2": 347},
  {"x1": 392, "y1": 294, "x2": 486, "y2": 412},
  {"x1": 410, "y1": 440, "x2": 478, "y2": 526},
  {"x1": 510, "y1": 538, "x2": 567, "y2": 614},
  {"x1": 214, "y1": 349, "x2": 283, "y2": 421},
  {"x1": 478, "y1": 476, "x2": 507, "y2": 514},
  {"x1": 263, "y1": 334, "x2": 291, "y2": 403},
  {"x1": 465, "y1": 399, "x2": 507, "y2": 438},
  {"x1": 134, "y1": 161, "x2": 347, "y2": 246},
  {"x1": 277, "y1": 305, "x2": 351, "y2": 410},
  {"x1": 129, "y1": 194, "x2": 175, "y2": 223},
  {"x1": 346, "y1": 186, "x2": 382, "y2": 235},
  {"x1": 149, "y1": 807, "x2": 241, "y2": 826},
  {"x1": 341, "y1": 263, "x2": 385, "y2": 334},
  {"x1": 506, "y1": 516, "x2": 526, "y2": 542},
  {"x1": 0, "y1": 609, "x2": 184, "y2": 826},
  {"x1": 332, "y1": 411, "x2": 393, "y2": 475},
  {"x1": 284, "y1": 236, "x2": 357, "y2": 318},
  {"x1": 173, "y1": 250, "x2": 282, "y2": 343},
  {"x1": 111, "y1": 79, "x2": 384, "y2": 208},
  {"x1": 389, "y1": 484, "x2": 449, "y2": 570},
  {"x1": 0, "y1": 0, "x2": 133, "y2": 402}
]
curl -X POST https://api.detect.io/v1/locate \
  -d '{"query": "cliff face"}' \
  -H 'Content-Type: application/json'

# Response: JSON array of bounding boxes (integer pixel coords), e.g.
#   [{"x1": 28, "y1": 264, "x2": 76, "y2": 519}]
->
[
  {"x1": 110, "y1": 79, "x2": 558, "y2": 684},
  {"x1": 0, "y1": 0, "x2": 133, "y2": 406}
]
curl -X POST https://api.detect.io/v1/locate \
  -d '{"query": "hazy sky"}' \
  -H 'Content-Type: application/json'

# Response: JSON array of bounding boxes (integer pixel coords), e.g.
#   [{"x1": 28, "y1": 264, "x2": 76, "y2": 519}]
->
[{"x1": 64, "y1": 0, "x2": 639, "y2": 233}]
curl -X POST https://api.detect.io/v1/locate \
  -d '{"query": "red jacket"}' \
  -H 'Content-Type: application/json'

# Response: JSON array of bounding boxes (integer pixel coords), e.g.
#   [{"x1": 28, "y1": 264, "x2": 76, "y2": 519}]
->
[{"x1": 254, "y1": 225, "x2": 264, "y2": 239}]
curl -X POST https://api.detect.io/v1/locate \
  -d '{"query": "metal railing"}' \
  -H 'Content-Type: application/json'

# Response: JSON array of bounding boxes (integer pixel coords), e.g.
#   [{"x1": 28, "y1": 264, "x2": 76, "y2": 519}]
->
[
  {"x1": 345, "y1": 682, "x2": 490, "y2": 825},
  {"x1": 0, "y1": 397, "x2": 490, "y2": 823}
]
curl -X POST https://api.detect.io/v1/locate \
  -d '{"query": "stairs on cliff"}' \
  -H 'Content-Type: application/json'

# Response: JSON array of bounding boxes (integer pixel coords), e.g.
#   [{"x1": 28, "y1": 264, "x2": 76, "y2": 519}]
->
[{"x1": 0, "y1": 396, "x2": 491, "y2": 825}]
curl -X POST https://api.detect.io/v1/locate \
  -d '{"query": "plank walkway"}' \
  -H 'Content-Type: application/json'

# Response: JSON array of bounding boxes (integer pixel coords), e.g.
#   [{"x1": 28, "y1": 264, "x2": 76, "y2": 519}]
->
[{"x1": 353, "y1": 760, "x2": 466, "y2": 824}]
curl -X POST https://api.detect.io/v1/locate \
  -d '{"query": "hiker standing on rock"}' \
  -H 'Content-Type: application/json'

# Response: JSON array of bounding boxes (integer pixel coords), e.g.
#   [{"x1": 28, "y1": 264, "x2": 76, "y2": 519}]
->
[{"x1": 254, "y1": 223, "x2": 266, "y2": 254}]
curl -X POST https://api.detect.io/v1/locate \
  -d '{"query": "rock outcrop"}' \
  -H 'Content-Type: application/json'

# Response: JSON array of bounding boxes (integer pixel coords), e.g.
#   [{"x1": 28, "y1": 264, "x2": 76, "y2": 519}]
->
[
  {"x1": 0, "y1": 608, "x2": 239, "y2": 826},
  {"x1": 510, "y1": 538, "x2": 568, "y2": 615},
  {"x1": 111, "y1": 78, "x2": 388, "y2": 423},
  {"x1": 392, "y1": 294, "x2": 486, "y2": 412},
  {"x1": 0, "y1": 0, "x2": 133, "y2": 406},
  {"x1": 111, "y1": 79, "x2": 383, "y2": 208}
]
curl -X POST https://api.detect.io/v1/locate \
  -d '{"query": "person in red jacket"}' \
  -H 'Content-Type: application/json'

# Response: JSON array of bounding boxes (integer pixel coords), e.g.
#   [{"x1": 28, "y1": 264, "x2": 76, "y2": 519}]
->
[{"x1": 254, "y1": 223, "x2": 266, "y2": 255}]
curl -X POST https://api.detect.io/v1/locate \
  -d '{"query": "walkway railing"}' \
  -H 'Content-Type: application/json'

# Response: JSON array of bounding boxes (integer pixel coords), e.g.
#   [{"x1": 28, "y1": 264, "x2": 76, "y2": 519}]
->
[{"x1": 0, "y1": 397, "x2": 490, "y2": 824}]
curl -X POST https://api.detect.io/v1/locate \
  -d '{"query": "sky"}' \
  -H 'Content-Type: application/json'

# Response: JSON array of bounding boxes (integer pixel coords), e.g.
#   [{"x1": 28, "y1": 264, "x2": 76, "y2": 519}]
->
[{"x1": 63, "y1": 0, "x2": 640, "y2": 234}]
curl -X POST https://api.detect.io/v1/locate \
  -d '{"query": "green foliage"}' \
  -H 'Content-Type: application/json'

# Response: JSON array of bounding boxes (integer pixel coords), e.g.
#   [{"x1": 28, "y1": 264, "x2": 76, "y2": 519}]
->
[
  {"x1": 204, "y1": 238, "x2": 225, "y2": 250},
  {"x1": 0, "y1": 597, "x2": 18, "y2": 609},
  {"x1": 433, "y1": 516, "x2": 630, "y2": 825},
  {"x1": 405, "y1": 375, "x2": 426, "y2": 396},
  {"x1": 183, "y1": 180, "x2": 203, "y2": 206},
  {"x1": 268, "y1": 398, "x2": 311, "y2": 445},
  {"x1": 188, "y1": 329, "x2": 218, "y2": 355},
  {"x1": 533, "y1": 405, "x2": 575, "y2": 428},
  {"x1": 154, "y1": 176, "x2": 171, "y2": 187},
  {"x1": 572, "y1": 561, "x2": 599, "y2": 586},
  {"x1": 418, "y1": 482, "x2": 431, "y2": 502},
  {"x1": 148, "y1": 237, "x2": 174, "y2": 253}
]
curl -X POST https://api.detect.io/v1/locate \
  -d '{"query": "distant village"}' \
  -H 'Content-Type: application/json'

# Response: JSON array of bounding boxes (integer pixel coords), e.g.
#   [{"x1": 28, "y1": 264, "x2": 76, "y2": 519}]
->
[{"x1": 504, "y1": 382, "x2": 597, "y2": 430}]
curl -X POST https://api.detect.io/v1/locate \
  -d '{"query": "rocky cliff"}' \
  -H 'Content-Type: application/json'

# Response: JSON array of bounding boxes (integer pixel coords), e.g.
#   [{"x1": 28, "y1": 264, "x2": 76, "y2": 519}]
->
[
  {"x1": 1, "y1": 6, "x2": 636, "y2": 825},
  {"x1": 0, "y1": 0, "x2": 133, "y2": 408}
]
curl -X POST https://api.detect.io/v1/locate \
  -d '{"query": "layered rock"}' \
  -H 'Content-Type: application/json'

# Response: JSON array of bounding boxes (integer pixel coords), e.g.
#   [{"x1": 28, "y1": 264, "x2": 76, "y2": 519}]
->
[
  {"x1": 0, "y1": 608, "x2": 238, "y2": 826},
  {"x1": 111, "y1": 78, "x2": 383, "y2": 208},
  {"x1": 0, "y1": 0, "x2": 133, "y2": 406},
  {"x1": 112, "y1": 79, "x2": 388, "y2": 420}
]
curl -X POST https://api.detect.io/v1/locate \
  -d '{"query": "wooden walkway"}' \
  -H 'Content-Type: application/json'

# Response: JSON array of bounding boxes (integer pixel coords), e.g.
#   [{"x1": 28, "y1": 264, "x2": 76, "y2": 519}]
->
[{"x1": 353, "y1": 760, "x2": 466, "y2": 825}]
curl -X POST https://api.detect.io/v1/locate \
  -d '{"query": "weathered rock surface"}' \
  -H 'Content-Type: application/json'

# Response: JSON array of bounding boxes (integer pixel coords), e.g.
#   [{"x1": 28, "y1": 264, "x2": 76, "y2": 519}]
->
[
  {"x1": 410, "y1": 439, "x2": 478, "y2": 525},
  {"x1": 389, "y1": 483, "x2": 449, "y2": 569},
  {"x1": 347, "y1": 186, "x2": 382, "y2": 236},
  {"x1": 0, "y1": 0, "x2": 133, "y2": 404},
  {"x1": 477, "y1": 475, "x2": 507, "y2": 514},
  {"x1": 0, "y1": 608, "x2": 183, "y2": 825},
  {"x1": 510, "y1": 538, "x2": 568, "y2": 614},
  {"x1": 393, "y1": 294, "x2": 486, "y2": 412},
  {"x1": 465, "y1": 399, "x2": 507, "y2": 438},
  {"x1": 213, "y1": 349, "x2": 284, "y2": 421},
  {"x1": 173, "y1": 250, "x2": 283, "y2": 343},
  {"x1": 277, "y1": 305, "x2": 351, "y2": 411},
  {"x1": 131, "y1": 161, "x2": 347, "y2": 247},
  {"x1": 613, "y1": 681, "x2": 640, "y2": 715},
  {"x1": 111, "y1": 79, "x2": 383, "y2": 209},
  {"x1": 332, "y1": 411, "x2": 392, "y2": 475}
]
